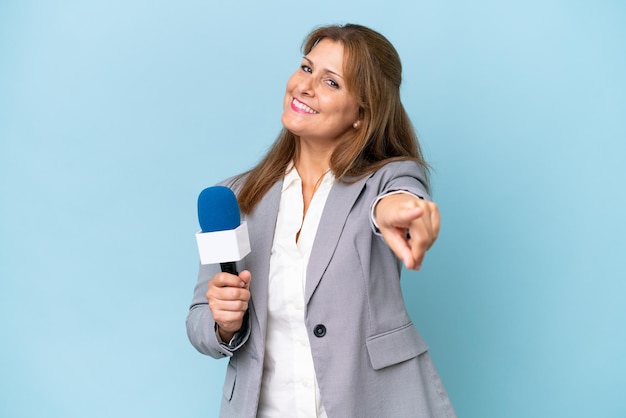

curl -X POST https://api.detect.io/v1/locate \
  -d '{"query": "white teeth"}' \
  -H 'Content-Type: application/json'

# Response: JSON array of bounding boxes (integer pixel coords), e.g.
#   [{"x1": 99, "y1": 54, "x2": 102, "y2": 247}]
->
[{"x1": 293, "y1": 99, "x2": 318, "y2": 114}]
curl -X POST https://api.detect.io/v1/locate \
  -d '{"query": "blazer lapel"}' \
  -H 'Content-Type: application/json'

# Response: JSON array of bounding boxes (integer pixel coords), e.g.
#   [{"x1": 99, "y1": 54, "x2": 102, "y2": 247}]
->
[
  {"x1": 244, "y1": 179, "x2": 282, "y2": 334},
  {"x1": 305, "y1": 175, "x2": 371, "y2": 305}
]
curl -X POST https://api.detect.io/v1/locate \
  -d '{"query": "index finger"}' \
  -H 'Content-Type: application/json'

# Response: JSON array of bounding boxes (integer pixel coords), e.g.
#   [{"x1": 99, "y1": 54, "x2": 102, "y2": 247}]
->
[{"x1": 379, "y1": 226, "x2": 414, "y2": 269}]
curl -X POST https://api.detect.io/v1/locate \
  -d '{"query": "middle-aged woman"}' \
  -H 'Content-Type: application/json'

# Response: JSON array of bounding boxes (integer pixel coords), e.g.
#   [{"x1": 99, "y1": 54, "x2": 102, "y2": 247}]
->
[{"x1": 187, "y1": 23, "x2": 456, "y2": 418}]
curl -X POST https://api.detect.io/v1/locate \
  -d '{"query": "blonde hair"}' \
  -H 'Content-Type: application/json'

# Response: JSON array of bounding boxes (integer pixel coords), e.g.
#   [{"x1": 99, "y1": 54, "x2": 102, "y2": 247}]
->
[{"x1": 235, "y1": 23, "x2": 429, "y2": 214}]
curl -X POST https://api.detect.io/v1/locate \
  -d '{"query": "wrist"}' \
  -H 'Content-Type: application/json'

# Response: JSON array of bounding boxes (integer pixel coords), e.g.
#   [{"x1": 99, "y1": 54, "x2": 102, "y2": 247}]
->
[{"x1": 216, "y1": 324, "x2": 237, "y2": 344}]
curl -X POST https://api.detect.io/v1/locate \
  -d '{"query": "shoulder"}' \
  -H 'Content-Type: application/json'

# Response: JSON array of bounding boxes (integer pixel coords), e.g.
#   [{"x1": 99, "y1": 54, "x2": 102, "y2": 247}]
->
[
  {"x1": 215, "y1": 172, "x2": 250, "y2": 192},
  {"x1": 367, "y1": 160, "x2": 431, "y2": 200},
  {"x1": 374, "y1": 160, "x2": 426, "y2": 177}
]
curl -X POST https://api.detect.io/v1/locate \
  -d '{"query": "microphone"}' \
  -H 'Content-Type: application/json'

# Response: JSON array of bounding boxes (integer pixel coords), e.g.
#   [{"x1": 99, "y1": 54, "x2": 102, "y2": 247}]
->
[{"x1": 196, "y1": 186, "x2": 251, "y2": 274}]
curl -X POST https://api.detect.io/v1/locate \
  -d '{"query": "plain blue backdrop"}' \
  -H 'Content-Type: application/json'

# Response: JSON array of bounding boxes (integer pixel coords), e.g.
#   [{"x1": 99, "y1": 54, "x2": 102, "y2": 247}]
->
[{"x1": 1, "y1": 1, "x2": 625, "y2": 417}]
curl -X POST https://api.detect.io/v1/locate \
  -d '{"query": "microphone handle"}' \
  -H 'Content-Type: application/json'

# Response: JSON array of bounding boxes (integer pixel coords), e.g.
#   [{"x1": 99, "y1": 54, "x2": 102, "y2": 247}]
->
[{"x1": 220, "y1": 262, "x2": 238, "y2": 275}]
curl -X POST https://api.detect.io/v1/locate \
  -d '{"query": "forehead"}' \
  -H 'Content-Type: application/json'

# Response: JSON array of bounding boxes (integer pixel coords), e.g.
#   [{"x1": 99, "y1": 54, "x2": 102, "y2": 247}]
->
[{"x1": 306, "y1": 39, "x2": 346, "y2": 74}]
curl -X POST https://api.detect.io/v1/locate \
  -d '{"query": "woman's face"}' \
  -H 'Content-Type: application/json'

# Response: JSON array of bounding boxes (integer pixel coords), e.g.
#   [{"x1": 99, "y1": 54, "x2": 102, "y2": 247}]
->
[{"x1": 281, "y1": 39, "x2": 360, "y2": 146}]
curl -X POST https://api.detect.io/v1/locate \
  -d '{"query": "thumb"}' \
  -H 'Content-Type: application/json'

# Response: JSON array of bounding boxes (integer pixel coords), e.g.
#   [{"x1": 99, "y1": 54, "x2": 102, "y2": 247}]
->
[
  {"x1": 238, "y1": 270, "x2": 252, "y2": 288},
  {"x1": 394, "y1": 206, "x2": 424, "y2": 228}
]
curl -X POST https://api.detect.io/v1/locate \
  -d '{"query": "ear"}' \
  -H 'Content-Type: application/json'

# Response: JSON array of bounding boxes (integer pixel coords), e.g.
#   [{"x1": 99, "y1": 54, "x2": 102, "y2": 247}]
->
[{"x1": 353, "y1": 108, "x2": 365, "y2": 129}]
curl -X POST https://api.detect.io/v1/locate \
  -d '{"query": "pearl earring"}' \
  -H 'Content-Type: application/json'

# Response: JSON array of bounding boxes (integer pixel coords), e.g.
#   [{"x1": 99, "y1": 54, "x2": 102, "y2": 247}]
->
[{"x1": 353, "y1": 121, "x2": 359, "y2": 129}]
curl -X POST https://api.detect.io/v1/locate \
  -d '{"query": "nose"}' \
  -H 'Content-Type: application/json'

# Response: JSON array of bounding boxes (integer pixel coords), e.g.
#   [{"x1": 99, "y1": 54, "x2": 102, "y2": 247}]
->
[{"x1": 298, "y1": 74, "x2": 314, "y2": 96}]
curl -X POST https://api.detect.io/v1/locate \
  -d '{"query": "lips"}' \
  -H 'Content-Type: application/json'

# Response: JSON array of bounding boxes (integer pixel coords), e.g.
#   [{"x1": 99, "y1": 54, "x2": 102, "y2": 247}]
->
[{"x1": 291, "y1": 98, "x2": 319, "y2": 114}]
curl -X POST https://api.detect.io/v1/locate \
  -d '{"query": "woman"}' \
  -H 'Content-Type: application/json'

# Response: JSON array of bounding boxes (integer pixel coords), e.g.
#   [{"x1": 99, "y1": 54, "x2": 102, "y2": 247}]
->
[{"x1": 187, "y1": 23, "x2": 456, "y2": 418}]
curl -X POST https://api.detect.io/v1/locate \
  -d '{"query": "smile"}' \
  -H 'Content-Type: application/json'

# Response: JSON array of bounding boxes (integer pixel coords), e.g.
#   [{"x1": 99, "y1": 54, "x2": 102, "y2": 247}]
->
[{"x1": 291, "y1": 98, "x2": 319, "y2": 114}]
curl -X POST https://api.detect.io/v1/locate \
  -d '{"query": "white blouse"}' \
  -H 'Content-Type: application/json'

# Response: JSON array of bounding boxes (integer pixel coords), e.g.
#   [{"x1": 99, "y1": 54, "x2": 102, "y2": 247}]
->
[{"x1": 257, "y1": 165, "x2": 333, "y2": 418}]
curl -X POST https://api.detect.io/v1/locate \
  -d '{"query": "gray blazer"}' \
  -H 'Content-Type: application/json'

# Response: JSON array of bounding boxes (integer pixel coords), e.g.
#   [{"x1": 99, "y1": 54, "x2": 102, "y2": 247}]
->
[{"x1": 187, "y1": 161, "x2": 456, "y2": 418}]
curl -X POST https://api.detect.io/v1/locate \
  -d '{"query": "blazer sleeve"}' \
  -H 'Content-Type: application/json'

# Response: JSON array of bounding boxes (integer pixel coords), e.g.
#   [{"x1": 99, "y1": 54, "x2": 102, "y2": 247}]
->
[
  {"x1": 367, "y1": 160, "x2": 432, "y2": 233},
  {"x1": 186, "y1": 262, "x2": 251, "y2": 359},
  {"x1": 376, "y1": 160, "x2": 431, "y2": 200}
]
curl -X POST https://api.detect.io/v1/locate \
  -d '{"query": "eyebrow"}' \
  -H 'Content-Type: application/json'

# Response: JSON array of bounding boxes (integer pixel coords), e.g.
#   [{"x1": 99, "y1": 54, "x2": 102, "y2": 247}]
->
[{"x1": 302, "y1": 56, "x2": 345, "y2": 80}]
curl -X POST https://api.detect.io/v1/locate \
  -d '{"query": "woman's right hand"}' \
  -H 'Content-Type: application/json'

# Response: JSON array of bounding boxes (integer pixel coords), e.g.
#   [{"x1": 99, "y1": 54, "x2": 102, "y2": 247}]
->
[{"x1": 206, "y1": 269, "x2": 252, "y2": 343}]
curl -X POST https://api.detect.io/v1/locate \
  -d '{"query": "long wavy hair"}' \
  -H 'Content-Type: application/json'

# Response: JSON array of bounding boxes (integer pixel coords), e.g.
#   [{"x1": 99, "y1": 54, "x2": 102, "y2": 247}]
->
[{"x1": 235, "y1": 23, "x2": 429, "y2": 214}]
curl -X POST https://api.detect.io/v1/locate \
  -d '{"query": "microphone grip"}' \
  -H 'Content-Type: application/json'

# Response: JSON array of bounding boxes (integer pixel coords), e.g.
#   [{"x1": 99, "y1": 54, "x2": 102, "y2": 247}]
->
[{"x1": 220, "y1": 262, "x2": 238, "y2": 275}]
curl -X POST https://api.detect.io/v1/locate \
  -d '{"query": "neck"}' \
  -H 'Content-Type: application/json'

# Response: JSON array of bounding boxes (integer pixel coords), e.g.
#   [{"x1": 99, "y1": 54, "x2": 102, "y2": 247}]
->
[
  {"x1": 294, "y1": 145, "x2": 332, "y2": 219},
  {"x1": 294, "y1": 139, "x2": 333, "y2": 185},
  {"x1": 294, "y1": 159, "x2": 330, "y2": 187}
]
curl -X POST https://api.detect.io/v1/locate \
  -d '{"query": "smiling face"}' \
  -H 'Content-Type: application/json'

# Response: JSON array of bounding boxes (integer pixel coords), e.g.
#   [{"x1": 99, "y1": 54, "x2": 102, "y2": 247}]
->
[{"x1": 281, "y1": 39, "x2": 361, "y2": 148}]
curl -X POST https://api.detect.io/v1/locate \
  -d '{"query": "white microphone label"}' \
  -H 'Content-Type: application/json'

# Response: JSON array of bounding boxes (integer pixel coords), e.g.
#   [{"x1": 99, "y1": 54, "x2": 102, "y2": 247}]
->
[{"x1": 195, "y1": 222, "x2": 251, "y2": 265}]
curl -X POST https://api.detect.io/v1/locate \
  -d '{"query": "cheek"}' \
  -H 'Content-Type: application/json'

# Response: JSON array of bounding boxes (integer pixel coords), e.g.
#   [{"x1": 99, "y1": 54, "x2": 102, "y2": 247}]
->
[
  {"x1": 340, "y1": 100, "x2": 360, "y2": 121},
  {"x1": 283, "y1": 76, "x2": 297, "y2": 104},
  {"x1": 285, "y1": 72, "x2": 299, "y2": 92},
  {"x1": 283, "y1": 91, "x2": 290, "y2": 109}
]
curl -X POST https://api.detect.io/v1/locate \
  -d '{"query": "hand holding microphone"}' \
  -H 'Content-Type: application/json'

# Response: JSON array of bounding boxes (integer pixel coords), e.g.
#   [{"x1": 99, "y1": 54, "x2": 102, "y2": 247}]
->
[
  {"x1": 206, "y1": 269, "x2": 251, "y2": 341},
  {"x1": 196, "y1": 186, "x2": 252, "y2": 342}
]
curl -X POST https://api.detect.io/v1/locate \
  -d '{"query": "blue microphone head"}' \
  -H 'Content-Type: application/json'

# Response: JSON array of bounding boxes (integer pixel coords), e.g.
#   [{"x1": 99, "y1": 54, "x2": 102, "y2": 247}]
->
[{"x1": 197, "y1": 186, "x2": 241, "y2": 232}]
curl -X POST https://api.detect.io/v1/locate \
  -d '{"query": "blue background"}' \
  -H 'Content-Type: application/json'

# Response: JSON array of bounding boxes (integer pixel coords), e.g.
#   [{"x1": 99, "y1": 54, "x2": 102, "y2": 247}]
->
[{"x1": 1, "y1": 1, "x2": 625, "y2": 417}]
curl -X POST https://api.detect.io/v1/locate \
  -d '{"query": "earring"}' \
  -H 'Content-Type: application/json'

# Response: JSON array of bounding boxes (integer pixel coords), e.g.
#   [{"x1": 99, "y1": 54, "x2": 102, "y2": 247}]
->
[{"x1": 353, "y1": 121, "x2": 359, "y2": 129}]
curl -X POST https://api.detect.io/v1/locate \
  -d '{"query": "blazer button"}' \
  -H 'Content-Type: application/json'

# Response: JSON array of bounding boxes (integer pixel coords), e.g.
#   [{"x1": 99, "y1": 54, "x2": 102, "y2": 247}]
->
[{"x1": 313, "y1": 324, "x2": 326, "y2": 338}]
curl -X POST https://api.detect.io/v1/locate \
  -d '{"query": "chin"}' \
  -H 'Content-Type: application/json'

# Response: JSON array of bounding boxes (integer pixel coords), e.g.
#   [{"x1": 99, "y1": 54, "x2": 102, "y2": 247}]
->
[{"x1": 281, "y1": 115, "x2": 300, "y2": 135}]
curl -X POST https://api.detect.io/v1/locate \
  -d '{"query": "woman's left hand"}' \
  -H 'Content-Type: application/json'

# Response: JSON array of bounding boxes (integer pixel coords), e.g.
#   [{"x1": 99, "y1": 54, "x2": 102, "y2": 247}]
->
[{"x1": 374, "y1": 193, "x2": 440, "y2": 270}]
